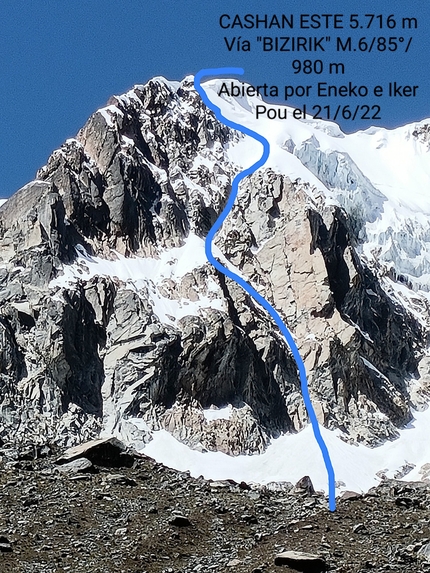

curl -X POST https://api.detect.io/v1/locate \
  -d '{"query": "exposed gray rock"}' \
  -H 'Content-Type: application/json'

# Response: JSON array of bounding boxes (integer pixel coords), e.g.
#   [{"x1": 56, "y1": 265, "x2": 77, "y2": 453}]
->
[
  {"x1": 418, "y1": 542, "x2": 430, "y2": 561},
  {"x1": 56, "y1": 457, "x2": 94, "y2": 474},
  {"x1": 274, "y1": 550, "x2": 327, "y2": 571},
  {"x1": 227, "y1": 558, "x2": 242, "y2": 567},
  {"x1": 353, "y1": 522, "x2": 367, "y2": 534},
  {"x1": 293, "y1": 476, "x2": 315, "y2": 497},
  {"x1": 0, "y1": 535, "x2": 12, "y2": 553},
  {"x1": 169, "y1": 515, "x2": 191, "y2": 527},
  {"x1": 339, "y1": 490, "x2": 362, "y2": 502},
  {"x1": 56, "y1": 437, "x2": 135, "y2": 467},
  {"x1": 103, "y1": 473, "x2": 137, "y2": 486}
]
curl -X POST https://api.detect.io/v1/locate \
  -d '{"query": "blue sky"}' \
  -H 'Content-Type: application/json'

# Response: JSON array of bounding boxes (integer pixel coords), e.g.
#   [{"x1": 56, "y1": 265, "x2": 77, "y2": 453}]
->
[{"x1": 1, "y1": 0, "x2": 429, "y2": 197}]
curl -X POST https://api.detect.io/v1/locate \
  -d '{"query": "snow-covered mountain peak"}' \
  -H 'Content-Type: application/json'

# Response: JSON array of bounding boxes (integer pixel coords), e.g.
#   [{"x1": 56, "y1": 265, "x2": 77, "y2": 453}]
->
[{"x1": 1, "y1": 74, "x2": 430, "y2": 495}]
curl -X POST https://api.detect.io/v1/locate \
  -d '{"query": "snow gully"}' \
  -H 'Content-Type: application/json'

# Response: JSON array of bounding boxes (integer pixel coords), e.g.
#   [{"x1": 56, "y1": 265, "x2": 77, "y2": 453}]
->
[{"x1": 194, "y1": 67, "x2": 337, "y2": 511}]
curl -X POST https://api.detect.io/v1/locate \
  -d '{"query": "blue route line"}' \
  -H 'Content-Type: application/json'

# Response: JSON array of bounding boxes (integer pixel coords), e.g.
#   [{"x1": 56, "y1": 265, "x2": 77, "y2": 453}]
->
[{"x1": 194, "y1": 67, "x2": 336, "y2": 511}]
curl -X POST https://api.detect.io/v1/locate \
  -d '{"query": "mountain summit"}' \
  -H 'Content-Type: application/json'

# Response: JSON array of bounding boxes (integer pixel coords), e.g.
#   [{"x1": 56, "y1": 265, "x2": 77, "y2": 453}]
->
[{"x1": 0, "y1": 76, "x2": 429, "y2": 493}]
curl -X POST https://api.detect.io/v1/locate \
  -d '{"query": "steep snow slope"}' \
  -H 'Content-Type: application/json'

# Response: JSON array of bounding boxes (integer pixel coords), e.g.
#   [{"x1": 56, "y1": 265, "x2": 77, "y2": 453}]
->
[
  {"x1": 49, "y1": 235, "x2": 228, "y2": 326},
  {"x1": 140, "y1": 403, "x2": 430, "y2": 494},
  {"x1": 203, "y1": 79, "x2": 430, "y2": 314}
]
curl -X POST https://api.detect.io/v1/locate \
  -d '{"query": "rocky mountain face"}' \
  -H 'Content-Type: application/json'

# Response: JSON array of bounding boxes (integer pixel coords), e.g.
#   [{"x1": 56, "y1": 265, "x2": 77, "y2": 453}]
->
[{"x1": 0, "y1": 76, "x2": 429, "y2": 472}]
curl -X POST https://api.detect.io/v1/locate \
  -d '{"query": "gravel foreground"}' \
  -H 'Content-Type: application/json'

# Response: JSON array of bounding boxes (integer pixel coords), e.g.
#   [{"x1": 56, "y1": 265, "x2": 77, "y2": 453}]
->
[{"x1": 1, "y1": 447, "x2": 430, "y2": 573}]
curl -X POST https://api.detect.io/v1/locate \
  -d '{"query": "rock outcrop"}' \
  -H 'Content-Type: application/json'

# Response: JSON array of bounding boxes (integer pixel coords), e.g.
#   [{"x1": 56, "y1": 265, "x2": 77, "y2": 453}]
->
[{"x1": 0, "y1": 75, "x2": 428, "y2": 460}]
